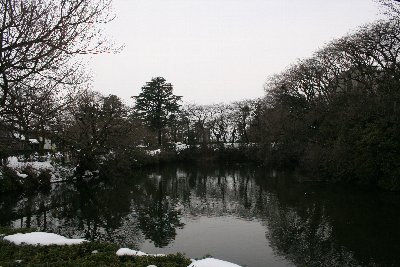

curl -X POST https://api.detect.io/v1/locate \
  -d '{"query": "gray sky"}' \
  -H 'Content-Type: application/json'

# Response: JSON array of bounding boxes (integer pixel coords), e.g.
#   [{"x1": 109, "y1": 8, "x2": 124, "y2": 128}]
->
[{"x1": 89, "y1": 0, "x2": 382, "y2": 104}]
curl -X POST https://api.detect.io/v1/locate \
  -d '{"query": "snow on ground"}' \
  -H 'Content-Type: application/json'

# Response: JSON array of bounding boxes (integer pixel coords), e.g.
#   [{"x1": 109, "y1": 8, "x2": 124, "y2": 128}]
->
[
  {"x1": 147, "y1": 149, "x2": 161, "y2": 156},
  {"x1": 136, "y1": 144, "x2": 147, "y2": 148},
  {"x1": 7, "y1": 156, "x2": 54, "y2": 172},
  {"x1": 5, "y1": 156, "x2": 74, "y2": 182},
  {"x1": 16, "y1": 171, "x2": 28, "y2": 178},
  {"x1": 4, "y1": 232, "x2": 86, "y2": 246},
  {"x1": 223, "y1": 143, "x2": 241, "y2": 149},
  {"x1": 175, "y1": 142, "x2": 190, "y2": 153},
  {"x1": 116, "y1": 248, "x2": 147, "y2": 256},
  {"x1": 116, "y1": 248, "x2": 165, "y2": 257},
  {"x1": 188, "y1": 258, "x2": 242, "y2": 267},
  {"x1": 29, "y1": 139, "x2": 39, "y2": 144},
  {"x1": 4, "y1": 232, "x2": 241, "y2": 266},
  {"x1": 116, "y1": 248, "x2": 241, "y2": 267}
]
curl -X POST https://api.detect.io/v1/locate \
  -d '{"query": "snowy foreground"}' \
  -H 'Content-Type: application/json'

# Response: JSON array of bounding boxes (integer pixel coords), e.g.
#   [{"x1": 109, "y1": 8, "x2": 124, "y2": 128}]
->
[{"x1": 4, "y1": 232, "x2": 241, "y2": 267}]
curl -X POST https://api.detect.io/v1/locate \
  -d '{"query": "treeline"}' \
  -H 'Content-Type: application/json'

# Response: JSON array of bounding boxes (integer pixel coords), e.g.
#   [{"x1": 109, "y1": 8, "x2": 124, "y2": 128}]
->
[
  {"x1": 0, "y1": 81, "x2": 263, "y2": 171},
  {"x1": 174, "y1": 100, "x2": 262, "y2": 145},
  {"x1": 2, "y1": 0, "x2": 400, "y2": 190},
  {"x1": 259, "y1": 18, "x2": 400, "y2": 190},
  {"x1": 50, "y1": 94, "x2": 263, "y2": 166}
]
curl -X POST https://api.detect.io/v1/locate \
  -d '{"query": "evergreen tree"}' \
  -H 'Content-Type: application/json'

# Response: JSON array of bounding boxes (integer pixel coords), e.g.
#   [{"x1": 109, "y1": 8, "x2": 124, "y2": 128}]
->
[{"x1": 134, "y1": 77, "x2": 182, "y2": 146}]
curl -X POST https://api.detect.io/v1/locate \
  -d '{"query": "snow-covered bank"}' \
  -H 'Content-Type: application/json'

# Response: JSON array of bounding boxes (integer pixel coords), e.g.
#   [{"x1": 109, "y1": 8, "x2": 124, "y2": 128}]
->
[{"x1": 4, "y1": 232, "x2": 86, "y2": 246}]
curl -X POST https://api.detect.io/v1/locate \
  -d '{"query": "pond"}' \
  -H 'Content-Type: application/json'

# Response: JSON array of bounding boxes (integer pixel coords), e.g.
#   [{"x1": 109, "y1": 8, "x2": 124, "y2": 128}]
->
[{"x1": 1, "y1": 163, "x2": 400, "y2": 267}]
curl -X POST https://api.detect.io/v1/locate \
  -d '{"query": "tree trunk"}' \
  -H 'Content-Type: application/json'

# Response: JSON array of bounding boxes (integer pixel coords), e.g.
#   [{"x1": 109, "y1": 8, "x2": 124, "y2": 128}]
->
[{"x1": 158, "y1": 128, "x2": 162, "y2": 147}]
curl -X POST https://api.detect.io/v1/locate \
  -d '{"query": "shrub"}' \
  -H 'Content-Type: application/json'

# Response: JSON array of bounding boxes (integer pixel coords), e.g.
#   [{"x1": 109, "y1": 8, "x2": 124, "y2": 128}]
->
[
  {"x1": 0, "y1": 166, "x2": 52, "y2": 193},
  {"x1": 0, "y1": 167, "x2": 22, "y2": 193}
]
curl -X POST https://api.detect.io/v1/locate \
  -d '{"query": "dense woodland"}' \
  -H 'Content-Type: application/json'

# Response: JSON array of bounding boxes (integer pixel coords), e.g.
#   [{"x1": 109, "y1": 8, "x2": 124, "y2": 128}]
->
[
  {"x1": 1, "y1": 0, "x2": 400, "y2": 190},
  {"x1": 261, "y1": 18, "x2": 400, "y2": 190}
]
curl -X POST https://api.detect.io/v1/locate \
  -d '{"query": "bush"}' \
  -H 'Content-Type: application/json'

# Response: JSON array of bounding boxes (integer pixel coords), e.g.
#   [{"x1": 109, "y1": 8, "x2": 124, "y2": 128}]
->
[
  {"x1": 0, "y1": 166, "x2": 51, "y2": 193},
  {"x1": 0, "y1": 167, "x2": 23, "y2": 193}
]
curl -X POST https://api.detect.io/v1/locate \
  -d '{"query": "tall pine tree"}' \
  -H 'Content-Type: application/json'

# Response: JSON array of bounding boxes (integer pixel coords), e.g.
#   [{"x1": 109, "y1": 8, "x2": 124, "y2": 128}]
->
[{"x1": 134, "y1": 77, "x2": 182, "y2": 146}]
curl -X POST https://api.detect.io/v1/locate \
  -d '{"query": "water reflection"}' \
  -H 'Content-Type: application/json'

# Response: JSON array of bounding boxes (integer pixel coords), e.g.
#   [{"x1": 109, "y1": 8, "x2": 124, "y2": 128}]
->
[
  {"x1": 134, "y1": 179, "x2": 184, "y2": 247},
  {"x1": 1, "y1": 164, "x2": 400, "y2": 267}
]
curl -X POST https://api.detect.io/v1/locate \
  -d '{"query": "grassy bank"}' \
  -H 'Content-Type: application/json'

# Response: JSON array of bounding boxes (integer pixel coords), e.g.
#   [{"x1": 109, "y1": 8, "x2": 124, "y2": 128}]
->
[{"x1": 0, "y1": 228, "x2": 191, "y2": 267}]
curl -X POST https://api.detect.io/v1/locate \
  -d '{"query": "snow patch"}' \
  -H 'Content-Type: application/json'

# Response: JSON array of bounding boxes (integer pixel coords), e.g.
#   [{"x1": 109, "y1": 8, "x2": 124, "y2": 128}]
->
[
  {"x1": 136, "y1": 144, "x2": 147, "y2": 148},
  {"x1": 116, "y1": 249, "x2": 240, "y2": 267},
  {"x1": 147, "y1": 149, "x2": 161, "y2": 156},
  {"x1": 4, "y1": 232, "x2": 86, "y2": 246},
  {"x1": 7, "y1": 156, "x2": 54, "y2": 172},
  {"x1": 116, "y1": 248, "x2": 165, "y2": 257},
  {"x1": 116, "y1": 248, "x2": 146, "y2": 256},
  {"x1": 16, "y1": 171, "x2": 28, "y2": 178},
  {"x1": 29, "y1": 139, "x2": 39, "y2": 144},
  {"x1": 188, "y1": 258, "x2": 242, "y2": 267},
  {"x1": 5, "y1": 156, "x2": 74, "y2": 182},
  {"x1": 175, "y1": 142, "x2": 190, "y2": 153}
]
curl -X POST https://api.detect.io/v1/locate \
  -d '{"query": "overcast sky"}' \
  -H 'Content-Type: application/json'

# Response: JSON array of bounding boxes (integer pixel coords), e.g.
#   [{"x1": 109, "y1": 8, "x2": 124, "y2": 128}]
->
[{"x1": 89, "y1": 0, "x2": 382, "y2": 104}]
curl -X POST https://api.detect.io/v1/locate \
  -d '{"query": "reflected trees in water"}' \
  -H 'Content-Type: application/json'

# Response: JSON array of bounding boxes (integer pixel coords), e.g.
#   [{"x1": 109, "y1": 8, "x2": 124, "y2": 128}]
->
[
  {"x1": 1, "y1": 164, "x2": 400, "y2": 266},
  {"x1": 134, "y1": 178, "x2": 184, "y2": 247}
]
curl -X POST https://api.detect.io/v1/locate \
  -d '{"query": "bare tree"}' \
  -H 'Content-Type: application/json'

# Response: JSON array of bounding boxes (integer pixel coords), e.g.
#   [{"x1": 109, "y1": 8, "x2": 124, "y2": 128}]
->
[
  {"x1": 184, "y1": 104, "x2": 215, "y2": 145},
  {"x1": 0, "y1": 0, "x2": 118, "y2": 141},
  {"x1": 377, "y1": 0, "x2": 400, "y2": 19}
]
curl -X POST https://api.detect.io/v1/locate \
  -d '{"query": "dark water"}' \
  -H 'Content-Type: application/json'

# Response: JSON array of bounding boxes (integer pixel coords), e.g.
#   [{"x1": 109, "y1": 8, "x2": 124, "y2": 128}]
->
[{"x1": 1, "y1": 164, "x2": 400, "y2": 267}]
